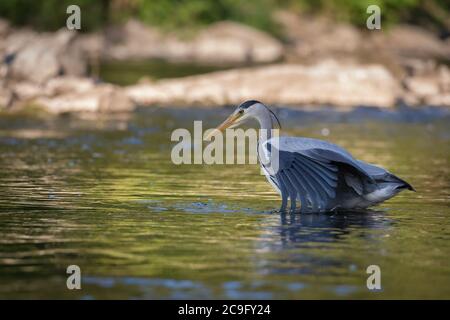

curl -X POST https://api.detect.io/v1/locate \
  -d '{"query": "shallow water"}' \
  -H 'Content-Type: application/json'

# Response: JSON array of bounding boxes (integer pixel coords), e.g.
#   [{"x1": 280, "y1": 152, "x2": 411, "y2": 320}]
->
[{"x1": 0, "y1": 106, "x2": 449, "y2": 299}]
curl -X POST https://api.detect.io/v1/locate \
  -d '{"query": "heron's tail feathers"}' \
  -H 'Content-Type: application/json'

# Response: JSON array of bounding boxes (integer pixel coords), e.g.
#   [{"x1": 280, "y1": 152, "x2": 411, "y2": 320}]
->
[
  {"x1": 397, "y1": 180, "x2": 416, "y2": 192},
  {"x1": 379, "y1": 173, "x2": 415, "y2": 192}
]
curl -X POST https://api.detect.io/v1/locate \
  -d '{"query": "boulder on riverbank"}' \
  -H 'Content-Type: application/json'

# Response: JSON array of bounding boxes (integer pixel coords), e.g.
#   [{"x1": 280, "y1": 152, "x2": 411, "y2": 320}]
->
[
  {"x1": 403, "y1": 62, "x2": 450, "y2": 106},
  {"x1": 35, "y1": 83, "x2": 134, "y2": 113},
  {"x1": 2, "y1": 60, "x2": 449, "y2": 113},
  {"x1": 126, "y1": 61, "x2": 401, "y2": 108},
  {"x1": 1, "y1": 15, "x2": 449, "y2": 113},
  {"x1": 1, "y1": 27, "x2": 87, "y2": 84},
  {"x1": 275, "y1": 11, "x2": 450, "y2": 77},
  {"x1": 103, "y1": 19, "x2": 284, "y2": 65},
  {"x1": 1, "y1": 76, "x2": 133, "y2": 113}
]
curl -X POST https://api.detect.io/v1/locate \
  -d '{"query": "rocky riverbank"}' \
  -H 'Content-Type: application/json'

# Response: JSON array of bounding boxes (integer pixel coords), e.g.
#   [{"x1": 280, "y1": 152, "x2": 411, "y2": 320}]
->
[{"x1": 0, "y1": 13, "x2": 449, "y2": 113}]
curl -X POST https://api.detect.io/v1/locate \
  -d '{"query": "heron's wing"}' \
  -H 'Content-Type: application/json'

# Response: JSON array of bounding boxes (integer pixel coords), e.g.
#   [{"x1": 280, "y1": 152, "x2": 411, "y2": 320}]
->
[
  {"x1": 276, "y1": 137, "x2": 354, "y2": 158},
  {"x1": 274, "y1": 150, "x2": 339, "y2": 213},
  {"x1": 357, "y1": 160, "x2": 414, "y2": 191},
  {"x1": 356, "y1": 160, "x2": 387, "y2": 177},
  {"x1": 265, "y1": 137, "x2": 378, "y2": 212},
  {"x1": 271, "y1": 137, "x2": 376, "y2": 182}
]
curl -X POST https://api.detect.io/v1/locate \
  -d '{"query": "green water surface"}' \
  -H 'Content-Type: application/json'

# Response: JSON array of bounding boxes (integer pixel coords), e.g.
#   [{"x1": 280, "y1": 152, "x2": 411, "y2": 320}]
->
[{"x1": 0, "y1": 106, "x2": 449, "y2": 299}]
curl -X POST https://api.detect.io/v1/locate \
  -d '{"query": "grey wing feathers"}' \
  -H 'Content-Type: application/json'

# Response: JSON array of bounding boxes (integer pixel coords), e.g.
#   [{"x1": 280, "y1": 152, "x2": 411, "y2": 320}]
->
[
  {"x1": 267, "y1": 137, "x2": 381, "y2": 212},
  {"x1": 277, "y1": 137, "x2": 353, "y2": 158},
  {"x1": 301, "y1": 148, "x2": 375, "y2": 183},
  {"x1": 357, "y1": 160, "x2": 415, "y2": 191},
  {"x1": 274, "y1": 150, "x2": 339, "y2": 213},
  {"x1": 356, "y1": 160, "x2": 388, "y2": 178},
  {"x1": 273, "y1": 137, "x2": 375, "y2": 182},
  {"x1": 264, "y1": 136, "x2": 414, "y2": 212}
]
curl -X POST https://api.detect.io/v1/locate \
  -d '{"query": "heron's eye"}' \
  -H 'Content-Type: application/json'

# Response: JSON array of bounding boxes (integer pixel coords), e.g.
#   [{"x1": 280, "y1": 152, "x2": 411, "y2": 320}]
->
[{"x1": 238, "y1": 109, "x2": 244, "y2": 114}]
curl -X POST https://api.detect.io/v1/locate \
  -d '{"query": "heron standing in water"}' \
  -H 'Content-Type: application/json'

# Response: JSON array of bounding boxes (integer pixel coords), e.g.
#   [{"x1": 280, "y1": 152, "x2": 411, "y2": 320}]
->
[{"x1": 211, "y1": 100, "x2": 414, "y2": 213}]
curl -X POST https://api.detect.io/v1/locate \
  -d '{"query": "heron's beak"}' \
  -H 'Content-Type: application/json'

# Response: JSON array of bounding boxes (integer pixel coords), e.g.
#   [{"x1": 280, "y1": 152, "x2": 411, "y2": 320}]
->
[{"x1": 205, "y1": 113, "x2": 241, "y2": 140}]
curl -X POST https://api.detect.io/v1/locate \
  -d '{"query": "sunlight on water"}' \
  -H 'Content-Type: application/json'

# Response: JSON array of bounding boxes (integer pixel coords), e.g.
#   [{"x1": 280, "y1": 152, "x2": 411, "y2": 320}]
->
[{"x1": 0, "y1": 106, "x2": 449, "y2": 299}]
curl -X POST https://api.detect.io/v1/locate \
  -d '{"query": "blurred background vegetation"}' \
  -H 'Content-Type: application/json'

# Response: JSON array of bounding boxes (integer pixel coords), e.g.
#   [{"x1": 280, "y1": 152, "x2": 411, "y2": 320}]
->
[{"x1": 0, "y1": 0, "x2": 448, "y2": 36}]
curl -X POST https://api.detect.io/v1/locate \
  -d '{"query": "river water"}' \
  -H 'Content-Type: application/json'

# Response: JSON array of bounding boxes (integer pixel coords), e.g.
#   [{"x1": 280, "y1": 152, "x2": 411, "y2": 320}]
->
[{"x1": 0, "y1": 106, "x2": 449, "y2": 299}]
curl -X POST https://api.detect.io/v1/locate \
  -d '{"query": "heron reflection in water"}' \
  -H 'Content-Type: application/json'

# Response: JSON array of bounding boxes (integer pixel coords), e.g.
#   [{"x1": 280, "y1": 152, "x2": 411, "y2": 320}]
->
[{"x1": 210, "y1": 100, "x2": 415, "y2": 213}]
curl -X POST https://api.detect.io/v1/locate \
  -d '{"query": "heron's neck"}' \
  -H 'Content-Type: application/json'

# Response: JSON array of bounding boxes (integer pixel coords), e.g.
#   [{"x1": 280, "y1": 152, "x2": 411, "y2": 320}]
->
[{"x1": 254, "y1": 110, "x2": 276, "y2": 143}]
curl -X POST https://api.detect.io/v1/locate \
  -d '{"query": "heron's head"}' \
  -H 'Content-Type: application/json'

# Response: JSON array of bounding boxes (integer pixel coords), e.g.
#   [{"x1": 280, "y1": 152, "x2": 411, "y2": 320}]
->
[{"x1": 209, "y1": 100, "x2": 279, "y2": 138}]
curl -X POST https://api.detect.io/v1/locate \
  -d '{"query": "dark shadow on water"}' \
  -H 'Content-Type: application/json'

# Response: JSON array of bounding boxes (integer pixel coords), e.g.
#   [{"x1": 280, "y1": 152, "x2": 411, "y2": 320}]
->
[
  {"x1": 255, "y1": 209, "x2": 393, "y2": 277},
  {"x1": 277, "y1": 208, "x2": 392, "y2": 246}
]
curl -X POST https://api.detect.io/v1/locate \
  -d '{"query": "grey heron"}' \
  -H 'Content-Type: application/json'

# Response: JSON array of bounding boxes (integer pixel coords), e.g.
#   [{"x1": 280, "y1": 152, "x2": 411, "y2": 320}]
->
[{"x1": 211, "y1": 100, "x2": 415, "y2": 213}]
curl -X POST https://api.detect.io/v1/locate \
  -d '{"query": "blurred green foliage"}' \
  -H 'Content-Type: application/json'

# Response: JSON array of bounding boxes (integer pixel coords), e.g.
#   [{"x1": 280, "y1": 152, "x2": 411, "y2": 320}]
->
[
  {"x1": 289, "y1": 0, "x2": 449, "y2": 30},
  {"x1": 137, "y1": 0, "x2": 278, "y2": 33},
  {"x1": 0, "y1": 0, "x2": 110, "y2": 31},
  {"x1": 0, "y1": 0, "x2": 448, "y2": 34}
]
